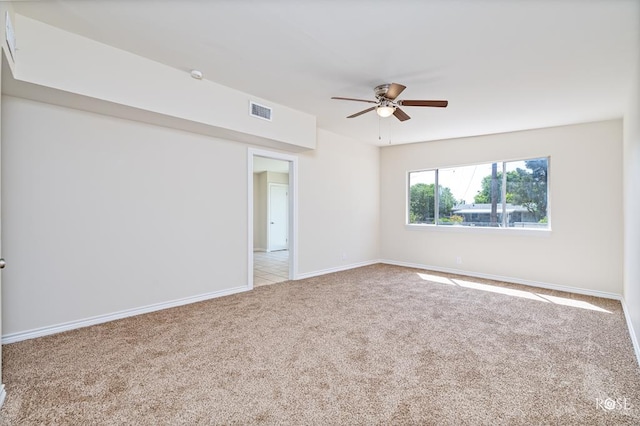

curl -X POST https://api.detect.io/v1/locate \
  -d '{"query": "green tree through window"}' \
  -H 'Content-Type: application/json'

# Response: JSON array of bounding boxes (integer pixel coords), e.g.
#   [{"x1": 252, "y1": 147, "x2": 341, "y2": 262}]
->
[
  {"x1": 409, "y1": 183, "x2": 458, "y2": 224},
  {"x1": 409, "y1": 183, "x2": 435, "y2": 223},
  {"x1": 474, "y1": 160, "x2": 548, "y2": 222},
  {"x1": 408, "y1": 157, "x2": 549, "y2": 228}
]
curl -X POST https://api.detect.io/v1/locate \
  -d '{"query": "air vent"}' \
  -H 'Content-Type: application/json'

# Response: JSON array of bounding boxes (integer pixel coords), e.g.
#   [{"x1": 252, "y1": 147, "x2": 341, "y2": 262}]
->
[{"x1": 249, "y1": 101, "x2": 272, "y2": 121}]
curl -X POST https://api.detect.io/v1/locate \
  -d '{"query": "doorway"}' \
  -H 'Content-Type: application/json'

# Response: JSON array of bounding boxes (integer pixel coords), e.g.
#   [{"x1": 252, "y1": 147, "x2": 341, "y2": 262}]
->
[{"x1": 248, "y1": 148, "x2": 297, "y2": 289}]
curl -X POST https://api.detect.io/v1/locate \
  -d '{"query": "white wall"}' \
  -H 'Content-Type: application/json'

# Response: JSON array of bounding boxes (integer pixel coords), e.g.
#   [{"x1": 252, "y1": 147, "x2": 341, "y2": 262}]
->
[
  {"x1": 380, "y1": 120, "x2": 623, "y2": 294},
  {"x1": 1, "y1": 97, "x2": 380, "y2": 338},
  {"x1": 1, "y1": 96, "x2": 249, "y2": 335},
  {"x1": 623, "y1": 8, "x2": 640, "y2": 347},
  {"x1": 298, "y1": 129, "x2": 380, "y2": 275}
]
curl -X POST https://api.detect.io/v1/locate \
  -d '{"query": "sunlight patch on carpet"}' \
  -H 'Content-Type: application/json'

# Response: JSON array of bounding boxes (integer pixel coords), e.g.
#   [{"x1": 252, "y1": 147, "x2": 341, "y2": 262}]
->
[{"x1": 416, "y1": 272, "x2": 611, "y2": 313}]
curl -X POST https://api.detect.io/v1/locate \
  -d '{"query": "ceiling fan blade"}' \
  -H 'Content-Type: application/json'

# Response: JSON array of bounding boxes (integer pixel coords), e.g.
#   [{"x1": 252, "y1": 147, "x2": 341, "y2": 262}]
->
[
  {"x1": 399, "y1": 100, "x2": 449, "y2": 108},
  {"x1": 393, "y1": 107, "x2": 411, "y2": 122},
  {"x1": 385, "y1": 83, "x2": 406, "y2": 100},
  {"x1": 331, "y1": 96, "x2": 377, "y2": 104},
  {"x1": 347, "y1": 106, "x2": 376, "y2": 118}
]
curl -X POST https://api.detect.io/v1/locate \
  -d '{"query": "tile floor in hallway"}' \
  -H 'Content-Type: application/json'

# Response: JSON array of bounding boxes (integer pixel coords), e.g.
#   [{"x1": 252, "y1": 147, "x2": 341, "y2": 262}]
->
[{"x1": 254, "y1": 250, "x2": 289, "y2": 287}]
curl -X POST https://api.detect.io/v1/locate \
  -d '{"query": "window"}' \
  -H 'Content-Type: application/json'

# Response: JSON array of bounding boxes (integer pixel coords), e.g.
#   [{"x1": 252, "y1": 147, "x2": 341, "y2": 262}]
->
[
  {"x1": 408, "y1": 170, "x2": 436, "y2": 224},
  {"x1": 408, "y1": 157, "x2": 549, "y2": 229}
]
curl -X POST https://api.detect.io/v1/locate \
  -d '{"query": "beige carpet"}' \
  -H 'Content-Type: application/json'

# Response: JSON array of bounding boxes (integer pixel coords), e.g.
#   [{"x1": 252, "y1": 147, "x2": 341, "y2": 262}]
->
[{"x1": 1, "y1": 264, "x2": 639, "y2": 425}]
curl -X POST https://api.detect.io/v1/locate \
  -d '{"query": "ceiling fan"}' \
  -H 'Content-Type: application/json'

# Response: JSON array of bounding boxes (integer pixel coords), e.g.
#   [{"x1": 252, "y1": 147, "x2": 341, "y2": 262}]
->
[{"x1": 331, "y1": 83, "x2": 448, "y2": 122}]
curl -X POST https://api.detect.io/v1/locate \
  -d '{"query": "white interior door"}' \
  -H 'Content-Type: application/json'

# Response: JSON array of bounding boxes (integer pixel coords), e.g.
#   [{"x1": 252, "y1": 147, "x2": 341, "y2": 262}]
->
[{"x1": 268, "y1": 183, "x2": 288, "y2": 251}]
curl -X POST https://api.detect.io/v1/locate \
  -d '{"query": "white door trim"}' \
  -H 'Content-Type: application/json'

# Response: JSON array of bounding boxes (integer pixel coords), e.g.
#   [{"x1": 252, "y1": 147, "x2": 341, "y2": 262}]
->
[{"x1": 247, "y1": 148, "x2": 298, "y2": 289}]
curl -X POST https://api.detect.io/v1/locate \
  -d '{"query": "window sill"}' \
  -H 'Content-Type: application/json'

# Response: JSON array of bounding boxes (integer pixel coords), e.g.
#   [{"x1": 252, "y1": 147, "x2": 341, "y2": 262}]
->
[{"x1": 404, "y1": 223, "x2": 552, "y2": 237}]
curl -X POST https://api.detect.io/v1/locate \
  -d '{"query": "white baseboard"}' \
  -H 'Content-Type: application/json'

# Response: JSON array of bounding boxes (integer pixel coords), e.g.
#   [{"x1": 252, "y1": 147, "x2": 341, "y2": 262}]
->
[
  {"x1": 0, "y1": 385, "x2": 5, "y2": 409},
  {"x1": 380, "y1": 259, "x2": 623, "y2": 301},
  {"x1": 253, "y1": 248, "x2": 267, "y2": 253},
  {"x1": 1, "y1": 285, "x2": 250, "y2": 344},
  {"x1": 296, "y1": 260, "x2": 379, "y2": 280},
  {"x1": 621, "y1": 299, "x2": 640, "y2": 367}
]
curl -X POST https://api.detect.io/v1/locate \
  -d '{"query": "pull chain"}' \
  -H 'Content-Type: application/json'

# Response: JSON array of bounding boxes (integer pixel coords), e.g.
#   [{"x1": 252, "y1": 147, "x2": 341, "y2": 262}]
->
[{"x1": 378, "y1": 116, "x2": 393, "y2": 144}]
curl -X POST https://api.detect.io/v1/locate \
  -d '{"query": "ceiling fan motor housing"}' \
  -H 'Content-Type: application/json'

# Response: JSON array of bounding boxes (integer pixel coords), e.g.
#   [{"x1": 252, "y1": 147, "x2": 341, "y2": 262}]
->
[{"x1": 374, "y1": 84, "x2": 391, "y2": 99}]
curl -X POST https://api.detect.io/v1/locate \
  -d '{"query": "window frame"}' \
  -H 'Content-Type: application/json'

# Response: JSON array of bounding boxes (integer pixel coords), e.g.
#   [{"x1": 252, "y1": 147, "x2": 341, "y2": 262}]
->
[{"x1": 406, "y1": 156, "x2": 551, "y2": 233}]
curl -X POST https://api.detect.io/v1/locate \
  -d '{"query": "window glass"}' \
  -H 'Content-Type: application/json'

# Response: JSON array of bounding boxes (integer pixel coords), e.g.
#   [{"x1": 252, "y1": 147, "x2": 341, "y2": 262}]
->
[
  {"x1": 438, "y1": 163, "x2": 494, "y2": 225},
  {"x1": 504, "y1": 158, "x2": 548, "y2": 228},
  {"x1": 409, "y1": 158, "x2": 549, "y2": 229},
  {"x1": 408, "y1": 170, "x2": 436, "y2": 224}
]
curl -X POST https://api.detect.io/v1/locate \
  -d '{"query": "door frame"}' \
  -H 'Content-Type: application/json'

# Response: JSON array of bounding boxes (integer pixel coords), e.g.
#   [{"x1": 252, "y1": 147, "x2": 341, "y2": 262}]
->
[{"x1": 247, "y1": 148, "x2": 298, "y2": 289}]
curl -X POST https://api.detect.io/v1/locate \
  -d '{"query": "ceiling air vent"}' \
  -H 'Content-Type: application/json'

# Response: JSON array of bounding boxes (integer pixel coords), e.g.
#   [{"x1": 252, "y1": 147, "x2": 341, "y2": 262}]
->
[{"x1": 249, "y1": 101, "x2": 272, "y2": 121}]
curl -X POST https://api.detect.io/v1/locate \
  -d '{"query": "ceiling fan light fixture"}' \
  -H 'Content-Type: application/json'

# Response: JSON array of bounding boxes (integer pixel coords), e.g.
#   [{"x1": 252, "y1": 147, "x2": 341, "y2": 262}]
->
[
  {"x1": 331, "y1": 82, "x2": 447, "y2": 122},
  {"x1": 376, "y1": 105, "x2": 395, "y2": 118}
]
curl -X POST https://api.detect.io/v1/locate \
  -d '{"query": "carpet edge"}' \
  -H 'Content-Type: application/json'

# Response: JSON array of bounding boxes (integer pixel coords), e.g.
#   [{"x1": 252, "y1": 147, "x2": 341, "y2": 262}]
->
[
  {"x1": 621, "y1": 299, "x2": 640, "y2": 367},
  {"x1": 380, "y1": 259, "x2": 623, "y2": 300},
  {"x1": 295, "y1": 260, "x2": 380, "y2": 279}
]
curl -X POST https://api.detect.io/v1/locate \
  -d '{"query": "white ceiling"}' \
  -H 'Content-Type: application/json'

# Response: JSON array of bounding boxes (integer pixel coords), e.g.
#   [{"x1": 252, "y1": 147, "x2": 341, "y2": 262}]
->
[{"x1": 10, "y1": 0, "x2": 639, "y2": 146}]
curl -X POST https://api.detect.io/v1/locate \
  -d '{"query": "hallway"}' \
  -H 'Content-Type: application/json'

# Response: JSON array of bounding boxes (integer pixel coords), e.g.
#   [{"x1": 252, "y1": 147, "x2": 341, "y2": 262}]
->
[{"x1": 254, "y1": 250, "x2": 289, "y2": 287}]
